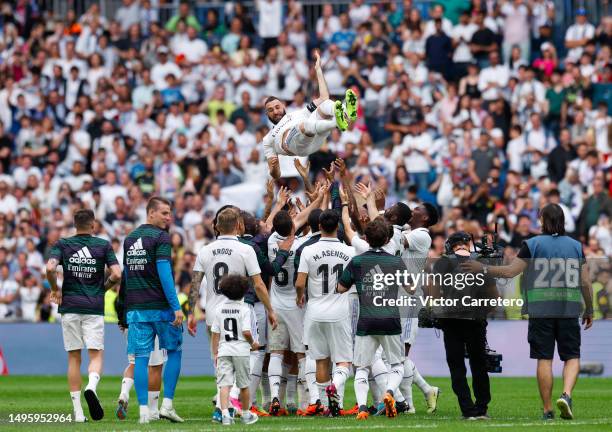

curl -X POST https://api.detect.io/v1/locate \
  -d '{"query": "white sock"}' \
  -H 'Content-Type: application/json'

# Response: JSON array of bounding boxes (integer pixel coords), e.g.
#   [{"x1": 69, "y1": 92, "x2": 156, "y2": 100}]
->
[
  {"x1": 304, "y1": 117, "x2": 337, "y2": 135},
  {"x1": 354, "y1": 367, "x2": 369, "y2": 408},
  {"x1": 317, "y1": 99, "x2": 335, "y2": 117},
  {"x1": 222, "y1": 408, "x2": 230, "y2": 417},
  {"x1": 413, "y1": 364, "x2": 433, "y2": 395},
  {"x1": 139, "y1": 405, "x2": 149, "y2": 418},
  {"x1": 286, "y1": 374, "x2": 297, "y2": 406},
  {"x1": 86, "y1": 372, "x2": 100, "y2": 392},
  {"x1": 249, "y1": 350, "x2": 265, "y2": 407},
  {"x1": 305, "y1": 356, "x2": 318, "y2": 404},
  {"x1": 401, "y1": 358, "x2": 415, "y2": 407},
  {"x1": 317, "y1": 380, "x2": 330, "y2": 408},
  {"x1": 369, "y1": 377, "x2": 382, "y2": 405},
  {"x1": 161, "y1": 397, "x2": 173, "y2": 410},
  {"x1": 395, "y1": 390, "x2": 406, "y2": 403},
  {"x1": 230, "y1": 384, "x2": 240, "y2": 400},
  {"x1": 268, "y1": 353, "x2": 283, "y2": 399},
  {"x1": 279, "y1": 362, "x2": 289, "y2": 405},
  {"x1": 120, "y1": 377, "x2": 134, "y2": 402},
  {"x1": 70, "y1": 391, "x2": 84, "y2": 419},
  {"x1": 148, "y1": 391, "x2": 160, "y2": 413},
  {"x1": 386, "y1": 362, "x2": 404, "y2": 395},
  {"x1": 332, "y1": 366, "x2": 350, "y2": 409},
  {"x1": 261, "y1": 372, "x2": 271, "y2": 407},
  {"x1": 371, "y1": 357, "x2": 389, "y2": 398},
  {"x1": 297, "y1": 358, "x2": 307, "y2": 409}
]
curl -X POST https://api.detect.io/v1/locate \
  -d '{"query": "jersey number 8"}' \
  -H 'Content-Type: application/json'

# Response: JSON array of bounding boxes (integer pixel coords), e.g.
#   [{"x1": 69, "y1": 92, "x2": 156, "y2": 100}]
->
[{"x1": 213, "y1": 262, "x2": 229, "y2": 294}]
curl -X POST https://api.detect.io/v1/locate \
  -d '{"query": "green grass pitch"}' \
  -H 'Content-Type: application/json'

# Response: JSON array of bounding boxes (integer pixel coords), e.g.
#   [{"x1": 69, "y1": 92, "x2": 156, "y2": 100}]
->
[{"x1": 0, "y1": 376, "x2": 611, "y2": 431}]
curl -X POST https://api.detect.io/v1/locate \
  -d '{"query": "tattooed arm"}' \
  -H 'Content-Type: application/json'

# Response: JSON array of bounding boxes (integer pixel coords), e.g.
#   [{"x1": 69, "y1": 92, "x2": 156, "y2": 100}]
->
[
  {"x1": 104, "y1": 264, "x2": 122, "y2": 290},
  {"x1": 187, "y1": 270, "x2": 204, "y2": 337}
]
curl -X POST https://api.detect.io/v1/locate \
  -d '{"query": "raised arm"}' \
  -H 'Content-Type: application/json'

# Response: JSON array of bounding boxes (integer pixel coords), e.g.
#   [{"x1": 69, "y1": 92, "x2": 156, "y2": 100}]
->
[
  {"x1": 312, "y1": 50, "x2": 330, "y2": 105},
  {"x1": 294, "y1": 158, "x2": 314, "y2": 194},
  {"x1": 265, "y1": 185, "x2": 291, "y2": 228},
  {"x1": 293, "y1": 184, "x2": 325, "y2": 229}
]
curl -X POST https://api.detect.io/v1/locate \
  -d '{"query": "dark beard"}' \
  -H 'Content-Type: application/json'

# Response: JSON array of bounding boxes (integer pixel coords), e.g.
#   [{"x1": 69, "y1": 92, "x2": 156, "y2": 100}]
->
[{"x1": 268, "y1": 110, "x2": 286, "y2": 125}]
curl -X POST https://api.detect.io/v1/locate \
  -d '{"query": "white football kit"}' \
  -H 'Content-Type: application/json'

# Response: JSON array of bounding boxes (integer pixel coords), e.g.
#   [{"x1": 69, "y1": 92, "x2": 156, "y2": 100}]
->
[
  {"x1": 193, "y1": 235, "x2": 262, "y2": 327},
  {"x1": 211, "y1": 300, "x2": 252, "y2": 388},
  {"x1": 298, "y1": 238, "x2": 355, "y2": 363},
  {"x1": 262, "y1": 100, "x2": 336, "y2": 159},
  {"x1": 267, "y1": 232, "x2": 306, "y2": 353},
  {"x1": 400, "y1": 227, "x2": 431, "y2": 345}
]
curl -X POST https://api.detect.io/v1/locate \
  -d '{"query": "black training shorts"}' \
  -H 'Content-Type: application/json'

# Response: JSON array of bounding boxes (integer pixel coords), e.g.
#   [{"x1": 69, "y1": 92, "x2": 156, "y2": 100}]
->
[{"x1": 527, "y1": 317, "x2": 581, "y2": 361}]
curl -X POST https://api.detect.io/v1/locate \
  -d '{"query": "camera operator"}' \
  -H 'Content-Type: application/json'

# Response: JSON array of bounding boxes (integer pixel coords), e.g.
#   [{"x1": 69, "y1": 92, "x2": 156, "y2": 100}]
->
[
  {"x1": 429, "y1": 231, "x2": 498, "y2": 420},
  {"x1": 461, "y1": 204, "x2": 593, "y2": 421}
]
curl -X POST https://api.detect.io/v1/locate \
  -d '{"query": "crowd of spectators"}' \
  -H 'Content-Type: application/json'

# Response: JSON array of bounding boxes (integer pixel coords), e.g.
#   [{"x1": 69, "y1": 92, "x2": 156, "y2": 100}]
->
[{"x1": 0, "y1": 0, "x2": 610, "y2": 322}]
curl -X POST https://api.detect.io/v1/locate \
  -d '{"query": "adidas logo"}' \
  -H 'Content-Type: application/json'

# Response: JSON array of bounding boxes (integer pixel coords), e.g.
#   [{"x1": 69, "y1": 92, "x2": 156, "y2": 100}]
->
[
  {"x1": 363, "y1": 264, "x2": 385, "y2": 290},
  {"x1": 68, "y1": 246, "x2": 96, "y2": 264},
  {"x1": 127, "y1": 237, "x2": 147, "y2": 256}
]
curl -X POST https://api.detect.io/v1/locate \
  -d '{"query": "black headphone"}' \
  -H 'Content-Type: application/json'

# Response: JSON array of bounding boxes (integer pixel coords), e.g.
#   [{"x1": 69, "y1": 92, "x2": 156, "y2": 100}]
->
[{"x1": 444, "y1": 231, "x2": 472, "y2": 255}]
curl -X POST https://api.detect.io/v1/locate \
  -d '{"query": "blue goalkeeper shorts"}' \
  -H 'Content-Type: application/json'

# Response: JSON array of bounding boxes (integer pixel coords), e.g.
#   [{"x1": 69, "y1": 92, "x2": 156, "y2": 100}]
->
[{"x1": 127, "y1": 321, "x2": 183, "y2": 356}]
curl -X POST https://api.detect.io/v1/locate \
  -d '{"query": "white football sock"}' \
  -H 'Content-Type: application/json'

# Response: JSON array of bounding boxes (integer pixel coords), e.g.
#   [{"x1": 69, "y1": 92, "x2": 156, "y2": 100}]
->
[
  {"x1": 401, "y1": 358, "x2": 415, "y2": 407},
  {"x1": 261, "y1": 372, "x2": 271, "y2": 407},
  {"x1": 161, "y1": 397, "x2": 173, "y2": 410},
  {"x1": 332, "y1": 365, "x2": 350, "y2": 409},
  {"x1": 371, "y1": 357, "x2": 389, "y2": 398},
  {"x1": 317, "y1": 380, "x2": 330, "y2": 408},
  {"x1": 268, "y1": 353, "x2": 283, "y2": 399},
  {"x1": 304, "y1": 117, "x2": 337, "y2": 136},
  {"x1": 148, "y1": 391, "x2": 160, "y2": 413},
  {"x1": 387, "y1": 362, "x2": 404, "y2": 395},
  {"x1": 413, "y1": 364, "x2": 433, "y2": 395},
  {"x1": 317, "y1": 99, "x2": 335, "y2": 117},
  {"x1": 139, "y1": 405, "x2": 149, "y2": 418},
  {"x1": 70, "y1": 391, "x2": 84, "y2": 419},
  {"x1": 305, "y1": 356, "x2": 318, "y2": 404},
  {"x1": 286, "y1": 374, "x2": 297, "y2": 405},
  {"x1": 354, "y1": 367, "x2": 369, "y2": 407},
  {"x1": 279, "y1": 362, "x2": 289, "y2": 405},
  {"x1": 120, "y1": 377, "x2": 134, "y2": 402},
  {"x1": 249, "y1": 350, "x2": 265, "y2": 406},
  {"x1": 85, "y1": 372, "x2": 100, "y2": 392},
  {"x1": 297, "y1": 358, "x2": 307, "y2": 408}
]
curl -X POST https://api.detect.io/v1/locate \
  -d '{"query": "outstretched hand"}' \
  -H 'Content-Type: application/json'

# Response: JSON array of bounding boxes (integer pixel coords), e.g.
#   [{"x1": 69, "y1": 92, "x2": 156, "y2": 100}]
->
[
  {"x1": 314, "y1": 49, "x2": 321, "y2": 70},
  {"x1": 277, "y1": 186, "x2": 291, "y2": 207},
  {"x1": 334, "y1": 158, "x2": 347, "y2": 178},
  {"x1": 293, "y1": 158, "x2": 310, "y2": 178},
  {"x1": 354, "y1": 182, "x2": 372, "y2": 200}
]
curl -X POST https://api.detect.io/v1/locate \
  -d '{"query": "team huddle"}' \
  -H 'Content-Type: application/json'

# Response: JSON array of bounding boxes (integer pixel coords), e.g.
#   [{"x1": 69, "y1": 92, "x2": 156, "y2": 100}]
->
[{"x1": 46, "y1": 51, "x2": 443, "y2": 425}]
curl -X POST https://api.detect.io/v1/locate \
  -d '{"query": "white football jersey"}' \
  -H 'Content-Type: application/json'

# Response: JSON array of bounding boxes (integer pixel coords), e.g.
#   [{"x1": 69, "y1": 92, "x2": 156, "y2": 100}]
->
[
  {"x1": 298, "y1": 238, "x2": 355, "y2": 322},
  {"x1": 211, "y1": 300, "x2": 252, "y2": 357},
  {"x1": 401, "y1": 227, "x2": 431, "y2": 294},
  {"x1": 268, "y1": 232, "x2": 306, "y2": 310},
  {"x1": 352, "y1": 224, "x2": 404, "y2": 256},
  {"x1": 193, "y1": 235, "x2": 261, "y2": 325},
  {"x1": 383, "y1": 225, "x2": 405, "y2": 256},
  {"x1": 262, "y1": 107, "x2": 310, "y2": 158}
]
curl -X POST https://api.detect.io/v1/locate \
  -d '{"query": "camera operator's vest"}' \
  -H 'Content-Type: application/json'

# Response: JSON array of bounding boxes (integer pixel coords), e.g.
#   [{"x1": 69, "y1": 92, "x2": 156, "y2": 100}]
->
[{"x1": 522, "y1": 235, "x2": 584, "y2": 318}]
